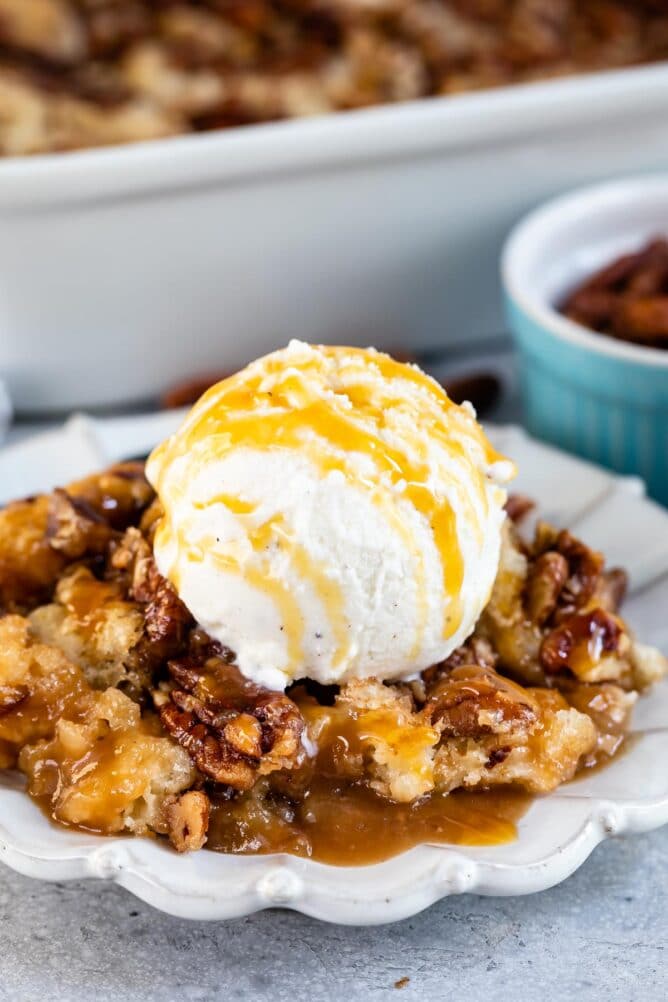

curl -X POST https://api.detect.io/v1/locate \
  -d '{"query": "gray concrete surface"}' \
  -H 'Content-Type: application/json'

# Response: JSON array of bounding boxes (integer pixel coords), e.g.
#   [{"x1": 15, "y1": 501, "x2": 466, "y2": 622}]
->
[{"x1": 0, "y1": 827, "x2": 665, "y2": 1002}]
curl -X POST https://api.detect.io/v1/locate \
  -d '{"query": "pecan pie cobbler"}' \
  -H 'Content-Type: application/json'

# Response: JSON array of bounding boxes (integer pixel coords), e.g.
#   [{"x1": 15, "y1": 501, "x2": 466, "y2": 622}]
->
[
  {"x1": 1, "y1": 0, "x2": 668, "y2": 155},
  {"x1": 0, "y1": 344, "x2": 665, "y2": 865}
]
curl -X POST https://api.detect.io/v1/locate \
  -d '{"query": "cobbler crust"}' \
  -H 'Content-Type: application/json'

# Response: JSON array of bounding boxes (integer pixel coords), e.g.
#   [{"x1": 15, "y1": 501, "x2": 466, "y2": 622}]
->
[
  {"x1": 0, "y1": 465, "x2": 665, "y2": 853},
  {"x1": 2, "y1": 1, "x2": 668, "y2": 155}
]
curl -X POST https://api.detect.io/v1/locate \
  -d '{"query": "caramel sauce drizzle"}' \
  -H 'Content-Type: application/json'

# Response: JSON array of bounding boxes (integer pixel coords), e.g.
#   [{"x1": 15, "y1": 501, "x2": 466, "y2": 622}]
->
[{"x1": 149, "y1": 346, "x2": 510, "y2": 678}]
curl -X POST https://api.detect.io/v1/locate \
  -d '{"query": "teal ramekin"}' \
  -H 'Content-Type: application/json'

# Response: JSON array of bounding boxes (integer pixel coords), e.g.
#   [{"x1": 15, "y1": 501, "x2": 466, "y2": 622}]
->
[{"x1": 502, "y1": 176, "x2": 668, "y2": 506}]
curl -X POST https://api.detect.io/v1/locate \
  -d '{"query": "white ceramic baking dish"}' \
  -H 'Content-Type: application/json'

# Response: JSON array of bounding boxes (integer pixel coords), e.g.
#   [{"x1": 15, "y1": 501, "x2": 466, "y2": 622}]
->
[{"x1": 2, "y1": 62, "x2": 668, "y2": 412}]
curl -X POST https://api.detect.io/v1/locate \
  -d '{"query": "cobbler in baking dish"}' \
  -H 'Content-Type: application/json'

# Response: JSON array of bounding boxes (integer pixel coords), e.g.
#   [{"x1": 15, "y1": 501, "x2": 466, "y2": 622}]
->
[
  {"x1": 0, "y1": 344, "x2": 665, "y2": 865},
  {"x1": 2, "y1": 0, "x2": 668, "y2": 155}
]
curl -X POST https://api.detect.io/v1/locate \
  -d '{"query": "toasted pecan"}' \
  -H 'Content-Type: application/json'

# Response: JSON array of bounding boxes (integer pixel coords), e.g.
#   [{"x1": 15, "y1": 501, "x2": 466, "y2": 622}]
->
[
  {"x1": 111, "y1": 527, "x2": 192, "y2": 648},
  {"x1": 540, "y1": 608, "x2": 626, "y2": 677},
  {"x1": 562, "y1": 238, "x2": 668, "y2": 348},
  {"x1": 160, "y1": 699, "x2": 258, "y2": 788},
  {"x1": 46, "y1": 489, "x2": 115, "y2": 559},
  {"x1": 165, "y1": 790, "x2": 210, "y2": 853},
  {"x1": 614, "y1": 296, "x2": 668, "y2": 343},
  {"x1": 159, "y1": 658, "x2": 304, "y2": 790},
  {"x1": 66, "y1": 462, "x2": 155, "y2": 530},
  {"x1": 423, "y1": 665, "x2": 537, "y2": 738},
  {"x1": 478, "y1": 516, "x2": 633, "y2": 690},
  {"x1": 593, "y1": 568, "x2": 628, "y2": 614},
  {"x1": 525, "y1": 550, "x2": 569, "y2": 625},
  {"x1": 422, "y1": 637, "x2": 498, "y2": 686},
  {"x1": 552, "y1": 528, "x2": 605, "y2": 612}
]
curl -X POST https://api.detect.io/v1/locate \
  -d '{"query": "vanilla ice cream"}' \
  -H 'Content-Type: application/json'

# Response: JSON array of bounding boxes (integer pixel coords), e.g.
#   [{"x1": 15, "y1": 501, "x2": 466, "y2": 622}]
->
[{"x1": 147, "y1": 341, "x2": 514, "y2": 690}]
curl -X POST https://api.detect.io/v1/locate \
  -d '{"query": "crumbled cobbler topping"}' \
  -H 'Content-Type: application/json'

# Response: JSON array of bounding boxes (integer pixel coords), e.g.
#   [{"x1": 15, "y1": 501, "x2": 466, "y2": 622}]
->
[
  {"x1": 2, "y1": 1, "x2": 668, "y2": 155},
  {"x1": 0, "y1": 464, "x2": 664, "y2": 858}
]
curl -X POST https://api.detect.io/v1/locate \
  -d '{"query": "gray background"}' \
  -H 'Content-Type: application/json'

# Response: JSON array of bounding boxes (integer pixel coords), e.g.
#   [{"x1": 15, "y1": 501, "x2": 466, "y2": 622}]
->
[{"x1": 0, "y1": 827, "x2": 665, "y2": 1002}]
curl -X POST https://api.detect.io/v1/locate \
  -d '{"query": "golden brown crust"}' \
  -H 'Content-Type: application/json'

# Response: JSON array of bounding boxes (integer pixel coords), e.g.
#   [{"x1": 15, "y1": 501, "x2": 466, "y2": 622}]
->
[
  {"x1": 19, "y1": 686, "x2": 197, "y2": 837},
  {"x1": 28, "y1": 565, "x2": 147, "y2": 693},
  {"x1": 0, "y1": 614, "x2": 196, "y2": 843},
  {"x1": 560, "y1": 680, "x2": 636, "y2": 763},
  {"x1": 295, "y1": 669, "x2": 598, "y2": 802},
  {"x1": 0, "y1": 461, "x2": 155, "y2": 614},
  {"x1": 0, "y1": 614, "x2": 91, "y2": 759},
  {"x1": 0, "y1": 497, "x2": 67, "y2": 612},
  {"x1": 433, "y1": 688, "x2": 597, "y2": 795},
  {"x1": 2, "y1": 1, "x2": 668, "y2": 155}
]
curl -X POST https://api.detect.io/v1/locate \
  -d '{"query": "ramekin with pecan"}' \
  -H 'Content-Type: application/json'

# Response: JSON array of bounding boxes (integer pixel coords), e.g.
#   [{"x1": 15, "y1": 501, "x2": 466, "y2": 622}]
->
[{"x1": 562, "y1": 238, "x2": 668, "y2": 349}]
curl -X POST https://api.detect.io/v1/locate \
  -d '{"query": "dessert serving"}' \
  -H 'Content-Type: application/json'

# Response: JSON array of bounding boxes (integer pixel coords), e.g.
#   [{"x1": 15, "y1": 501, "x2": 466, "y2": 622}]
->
[
  {"x1": 2, "y1": 0, "x2": 668, "y2": 156},
  {"x1": 0, "y1": 342, "x2": 665, "y2": 865}
]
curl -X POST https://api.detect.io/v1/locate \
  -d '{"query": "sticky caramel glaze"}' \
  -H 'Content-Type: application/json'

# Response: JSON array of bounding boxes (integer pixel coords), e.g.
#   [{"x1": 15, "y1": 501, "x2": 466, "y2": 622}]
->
[
  {"x1": 28, "y1": 713, "x2": 168, "y2": 835},
  {"x1": 206, "y1": 782, "x2": 531, "y2": 866},
  {"x1": 564, "y1": 682, "x2": 633, "y2": 770},
  {"x1": 205, "y1": 686, "x2": 530, "y2": 865}
]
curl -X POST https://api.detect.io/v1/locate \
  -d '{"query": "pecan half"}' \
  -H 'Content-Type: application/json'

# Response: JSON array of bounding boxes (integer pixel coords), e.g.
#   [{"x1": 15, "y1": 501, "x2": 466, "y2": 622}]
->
[
  {"x1": 161, "y1": 699, "x2": 257, "y2": 788},
  {"x1": 540, "y1": 608, "x2": 625, "y2": 677},
  {"x1": 561, "y1": 238, "x2": 668, "y2": 349},
  {"x1": 614, "y1": 296, "x2": 668, "y2": 343},
  {"x1": 159, "y1": 658, "x2": 304, "y2": 790},
  {"x1": 593, "y1": 568, "x2": 628, "y2": 614},
  {"x1": 165, "y1": 790, "x2": 210, "y2": 853},
  {"x1": 423, "y1": 665, "x2": 537, "y2": 738},
  {"x1": 145, "y1": 576, "x2": 190, "y2": 645},
  {"x1": 525, "y1": 550, "x2": 569, "y2": 625},
  {"x1": 46, "y1": 489, "x2": 114, "y2": 559},
  {"x1": 553, "y1": 529, "x2": 604, "y2": 612},
  {"x1": 111, "y1": 528, "x2": 192, "y2": 648}
]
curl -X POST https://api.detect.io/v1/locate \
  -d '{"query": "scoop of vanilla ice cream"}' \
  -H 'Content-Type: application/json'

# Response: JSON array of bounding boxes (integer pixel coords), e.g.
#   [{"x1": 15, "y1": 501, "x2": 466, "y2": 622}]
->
[{"x1": 147, "y1": 341, "x2": 514, "y2": 690}]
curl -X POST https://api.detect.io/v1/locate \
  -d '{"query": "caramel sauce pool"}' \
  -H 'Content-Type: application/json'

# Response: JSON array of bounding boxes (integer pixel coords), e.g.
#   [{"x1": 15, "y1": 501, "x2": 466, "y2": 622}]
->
[
  {"x1": 26, "y1": 661, "x2": 626, "y2": 865},
  {"x1": 206, "y1": 783, "x2": 532, "y2": 866},
  {"x1": 206, "y1": 680, "x2": 531, "y2": 865}
]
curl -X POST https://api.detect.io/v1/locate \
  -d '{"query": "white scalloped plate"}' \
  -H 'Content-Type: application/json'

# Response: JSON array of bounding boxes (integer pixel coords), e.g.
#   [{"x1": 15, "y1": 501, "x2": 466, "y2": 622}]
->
[{"x1": 1, "y1": 415, "x2": 667, "y2": 924}]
